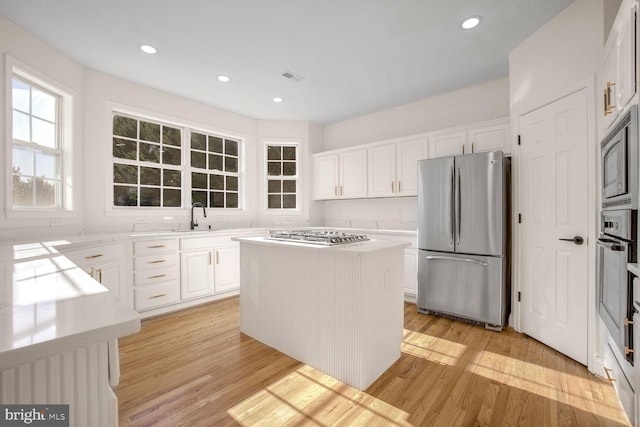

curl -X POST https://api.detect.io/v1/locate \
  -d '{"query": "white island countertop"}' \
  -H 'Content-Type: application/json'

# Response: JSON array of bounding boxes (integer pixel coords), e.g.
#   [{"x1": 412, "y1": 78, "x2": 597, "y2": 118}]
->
[{"x1": 0, "y1": 240, "x2": 140, "y2": 369}]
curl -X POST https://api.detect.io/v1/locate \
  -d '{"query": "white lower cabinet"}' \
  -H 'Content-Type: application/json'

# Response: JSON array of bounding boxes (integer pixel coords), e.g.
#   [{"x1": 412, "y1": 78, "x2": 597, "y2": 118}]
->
[
  {"x1": 404, "y1": 249, "x2": 418, "y2": 298},
  {"x1": 132, "y1": 238, "x2": 180, "y2": 312},
  {"x1": 180, "y1": 249, "x2": 214, "y2": 300},
  {"x1": 59, "y1": 241, "x2": 127, "y2": 304},
  {"x1": 604, "y1": 343, "x2": 635, "y2": 424},
  {"x1": 179, "y1": 235, "x2": 240, "y2": 300},
  {"x1": 214, "y1": 245, "x2": 240, "y2": 294}
]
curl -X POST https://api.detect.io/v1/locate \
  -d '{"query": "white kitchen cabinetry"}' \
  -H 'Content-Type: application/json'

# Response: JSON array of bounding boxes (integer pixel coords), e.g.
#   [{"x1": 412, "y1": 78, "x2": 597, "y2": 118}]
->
[
  {"x1": 404, "y1": 248, "x2": 418, "y2": 298},
  {"x1": 604, "y1": 342, "x2": 635, "y2": 424},
  {"x1": 181, "y1": 249, "x2": 214, "y2": 300},
  {"x1": 600, "y1": 0, "x2": 637, "y2": 131},
  {"x1": 60, "y1": 242, "x2": 126, "y2": 303},
  {"x1": 179, "y1": 235, "x2": 240, "y2": 300},
  {"x1": 132, "y1": 238, "x2": 180, "y2": 312},
  {"x1": 313, "y1": 148, "x2": 367, "y2": 200},
  {"x1": 429, "y1": 119, "x2": 510, "y2": 158},
  {"x1": 367, "y1": 136, "x2": 428, "y2": 197},
  {"x1": 214, "y1": 245, "x2": 240, "y2": 293}
]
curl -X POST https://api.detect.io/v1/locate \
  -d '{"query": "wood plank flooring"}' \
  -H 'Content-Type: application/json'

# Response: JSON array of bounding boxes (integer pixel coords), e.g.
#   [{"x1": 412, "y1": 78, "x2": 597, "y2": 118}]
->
[{"x1": 117, "y1": 297, "x2": 631, "y2": 426}]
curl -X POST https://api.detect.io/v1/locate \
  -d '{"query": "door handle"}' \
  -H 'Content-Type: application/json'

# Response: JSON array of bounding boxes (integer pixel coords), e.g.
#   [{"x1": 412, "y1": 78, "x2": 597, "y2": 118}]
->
[{"x1": 559, "y1": 236, "x2": 584, "y2": 245}]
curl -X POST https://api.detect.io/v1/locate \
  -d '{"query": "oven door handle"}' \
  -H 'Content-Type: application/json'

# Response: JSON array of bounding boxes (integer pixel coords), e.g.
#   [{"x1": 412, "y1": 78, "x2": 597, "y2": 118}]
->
[{"x1": 597, "y1": 238, "x2": 625, "y2": 251}]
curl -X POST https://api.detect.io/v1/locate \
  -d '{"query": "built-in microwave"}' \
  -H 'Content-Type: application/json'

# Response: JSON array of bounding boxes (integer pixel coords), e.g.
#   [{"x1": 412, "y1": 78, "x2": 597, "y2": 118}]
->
[{"x1": 602, "y1": 104, "x2": 638, "y2": 210}]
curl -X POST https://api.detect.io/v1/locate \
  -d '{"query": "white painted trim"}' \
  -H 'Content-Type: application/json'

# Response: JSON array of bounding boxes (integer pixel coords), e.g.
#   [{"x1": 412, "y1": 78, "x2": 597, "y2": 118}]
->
[
  {"x1": 261, "y1": 138, "x2": 304, "y2": 217},
  {"x1": 103, "y1": 101, "x2": 249, "y2": 217},
  {"x1": 4, "y1": 54, "x2": 80, "y2": 218}
]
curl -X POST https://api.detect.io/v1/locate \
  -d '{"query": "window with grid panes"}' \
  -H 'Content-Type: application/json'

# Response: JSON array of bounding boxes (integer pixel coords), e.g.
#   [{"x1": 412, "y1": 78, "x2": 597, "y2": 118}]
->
[
  {"x1": 266, "y1": 144, "x2": 298, "y2": 209},
  {"x1": 11, "y1": 75, "x2": 64, "y2": 209},
  {"x1": 112, "y1": 114, "x2": 182, "y2": 207},
  {"x1": 190, "y1": 132, "x2": 240, "y2": 208}
]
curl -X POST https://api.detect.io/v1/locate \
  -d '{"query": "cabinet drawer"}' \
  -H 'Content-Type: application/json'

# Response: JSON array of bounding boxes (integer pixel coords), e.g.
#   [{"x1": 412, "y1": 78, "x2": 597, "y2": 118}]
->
[
  {"x1": 133, "y1": 239, "x2": 178, "y2": 255},
  {"x1": 604, "y1": 343, "x2": 634, "y2": 423},
  {"x1": 134, "y1": 253, "x2": 178, "y2": 270},
  {"x1": 134, "y1": 266, "x2": 178, "y2": 286},
  {"x1": 62, "y1": 243, "x2": 122, "y2": 267},
  {"x1": 134, "y1": 282, "x2": 179, "y2": 311}
]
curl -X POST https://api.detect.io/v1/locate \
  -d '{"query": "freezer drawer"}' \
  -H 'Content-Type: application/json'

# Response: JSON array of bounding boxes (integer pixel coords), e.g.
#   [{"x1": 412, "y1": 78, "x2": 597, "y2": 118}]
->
[{"x1": 417, "y1": 250, "x2": 505, "y2": 327}]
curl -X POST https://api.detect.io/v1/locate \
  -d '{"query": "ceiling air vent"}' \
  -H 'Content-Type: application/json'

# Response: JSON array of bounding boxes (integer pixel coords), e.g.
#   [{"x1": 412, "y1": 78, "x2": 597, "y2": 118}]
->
[{"x1": 282, "y1": 71, "x2": 305, "y2": 83}]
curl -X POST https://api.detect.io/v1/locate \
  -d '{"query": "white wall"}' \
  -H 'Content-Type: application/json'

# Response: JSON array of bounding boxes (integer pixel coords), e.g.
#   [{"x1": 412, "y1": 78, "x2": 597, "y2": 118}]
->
[
  {"x1": 0, "y1": 14, "x2": 321, "y2": 238},
  {"x1": 0, "y1": 15, "x2": 85, "y2": 239},
  {"x1": 82, "y1": 70, "x2": 260, "y2": 233},
  {"x1": 509, "y1": 0, "x2": 604, "y2": 116},
  {"x1": 323, "y1": 77, "x2": 510, "y2": 151},
  {"x1": 321, "y1": 78, "x2": 511, "y2": 230},
  {"x1": 254, "y1": 120, "x2": 324, "y2": 228}
]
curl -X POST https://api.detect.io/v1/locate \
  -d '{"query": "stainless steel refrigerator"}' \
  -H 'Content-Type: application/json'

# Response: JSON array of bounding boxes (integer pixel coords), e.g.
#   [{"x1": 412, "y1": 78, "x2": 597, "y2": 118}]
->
[{"x1": 417, "y1": 150, "x2": 510, "y2": 330}]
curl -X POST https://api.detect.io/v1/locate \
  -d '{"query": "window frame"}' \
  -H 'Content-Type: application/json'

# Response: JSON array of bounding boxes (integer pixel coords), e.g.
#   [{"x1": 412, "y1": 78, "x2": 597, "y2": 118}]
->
[
  {"x1": 111, "y1": 112, "x2": 184, "y2": 209},
  {"x1": 189, "y1": 129, "x2": 241, "y2": 210},
  {"x1": 263, "y1": 140, "x2": 301, "y2": 213},
  {"x1": 105, "y1": 103, "x2": 246, "y2": 217},
  {"x1": 4, "y1": 55, "x2": 76, "y2": 218}
]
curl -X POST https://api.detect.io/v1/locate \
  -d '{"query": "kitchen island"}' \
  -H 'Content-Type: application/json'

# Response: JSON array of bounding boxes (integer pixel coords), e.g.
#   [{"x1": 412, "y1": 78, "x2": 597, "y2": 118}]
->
[
  {"x1": 0, "y1": 239, "x2": 140, "y2": 427},
  {"x1": 234, "y1": 236, "x2": 407, "y2": 390}
]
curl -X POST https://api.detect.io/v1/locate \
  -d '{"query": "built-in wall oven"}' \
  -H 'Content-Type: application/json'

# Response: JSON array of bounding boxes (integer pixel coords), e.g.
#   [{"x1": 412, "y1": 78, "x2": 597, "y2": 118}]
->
[
  {"x1": 598, "y1": 210, "x2": 636, "y2": 363},
  {"x1": 599, "y1": 104, "x2": 639, "y2": 366}
]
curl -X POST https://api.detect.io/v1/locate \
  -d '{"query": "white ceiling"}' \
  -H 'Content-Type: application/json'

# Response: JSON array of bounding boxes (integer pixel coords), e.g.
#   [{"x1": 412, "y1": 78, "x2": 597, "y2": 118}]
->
[{"x1": 0, "y1": 0, "x2": 574, "y2": 124}]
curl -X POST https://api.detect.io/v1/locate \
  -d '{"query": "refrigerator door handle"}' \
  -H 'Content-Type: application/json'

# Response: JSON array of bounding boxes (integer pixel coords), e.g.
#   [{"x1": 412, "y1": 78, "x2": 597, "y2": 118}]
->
[
  {"x1": 456, "y1": 166, "x2": 461, "y2": 245},
  {"x1": 450, "y1": 166, "x2": 455, "y2": 244},
  {"x1": 425, "y1": 255, "x2": 489, "y2": 267}
]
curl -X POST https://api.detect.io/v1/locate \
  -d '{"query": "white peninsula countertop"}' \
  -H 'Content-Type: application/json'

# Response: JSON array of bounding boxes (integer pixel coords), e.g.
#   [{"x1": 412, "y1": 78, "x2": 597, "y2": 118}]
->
[{"x1": 0, "y1": 239, "x2": 140, "y2": 369}]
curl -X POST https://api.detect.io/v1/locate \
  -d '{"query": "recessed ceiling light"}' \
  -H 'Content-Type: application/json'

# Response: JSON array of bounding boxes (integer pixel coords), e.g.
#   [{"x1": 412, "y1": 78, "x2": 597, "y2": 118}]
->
[
  {"x1": 273, "y1": 97, "x2": 283, "y2": 103},
  {"x1": 140, "y1": 44, "x2": 157, "y2": 54},
  {"x1": 461, "y1": 16, "x2": 481, "y2": 30},
  {"x1": 217, "y1": 75, "x2": 231, "y2": 83}
]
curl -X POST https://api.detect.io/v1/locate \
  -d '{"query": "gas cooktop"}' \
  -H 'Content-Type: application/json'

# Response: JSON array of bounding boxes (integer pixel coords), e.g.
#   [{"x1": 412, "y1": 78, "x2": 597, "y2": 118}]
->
[{"x1": 268, "y1": 230, "x2": 369, "y2": 246}]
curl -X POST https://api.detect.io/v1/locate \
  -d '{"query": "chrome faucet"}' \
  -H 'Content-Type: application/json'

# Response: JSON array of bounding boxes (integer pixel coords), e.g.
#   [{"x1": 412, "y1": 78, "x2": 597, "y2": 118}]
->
[{"x1": 190, "y1": 202, "x2": 206, "y2": 230}]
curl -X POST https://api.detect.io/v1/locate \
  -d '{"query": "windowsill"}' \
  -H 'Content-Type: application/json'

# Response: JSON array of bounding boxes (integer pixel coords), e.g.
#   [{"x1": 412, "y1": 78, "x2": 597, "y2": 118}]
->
[{"x1": 104, "y1": 207, "x2": 248, "y2": 217}]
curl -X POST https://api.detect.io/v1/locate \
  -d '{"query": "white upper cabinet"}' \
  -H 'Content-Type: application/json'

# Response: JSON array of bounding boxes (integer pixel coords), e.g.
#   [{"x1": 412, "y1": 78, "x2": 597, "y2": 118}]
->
[
  {"x1": 396, "y1": 137, "x2": 429, "y2": 196},
  {"x1": 367, "y1": 136, "x2": 428, "y2": 197},
  {"x1": 368, "y1": 143, "x2": 397, "y2": 197},
  {"x1": 429, "y1": 131, "x2": 466, "y2": 158},
  {"x1": 313, "y1": 154, "x2": 339, "y2": 199},
  {"x1": 428, "y1": 118, "x2": 510, "y2": 158},
  {"x1": 600, "y1": 0, "x2": 637, "y2": 131},
  {"x1": 340, "y1": 149, "x2": 368, "y2": 198},
  {"x1": 313, "y1": 118, "x2": 508, "y2": 200},
  {"x1": 313, "y1": 149, "x2": 367, "y2": 199}
]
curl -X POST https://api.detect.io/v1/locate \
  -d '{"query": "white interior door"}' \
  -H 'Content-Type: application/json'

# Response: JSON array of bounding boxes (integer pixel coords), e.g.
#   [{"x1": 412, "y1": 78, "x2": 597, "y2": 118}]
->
[{"x1": 519, "y1": 89, "x2": 589, "y2": 365}]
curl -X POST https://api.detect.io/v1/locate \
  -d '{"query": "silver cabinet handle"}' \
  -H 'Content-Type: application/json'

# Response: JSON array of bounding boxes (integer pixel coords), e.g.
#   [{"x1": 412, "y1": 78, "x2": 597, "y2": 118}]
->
[
  {"x1": 425, "y1": 255, "x2": 488, "y2": 267},
  {"x1": 85, "y1": 254, "x2": 104, "y2": 259},
  {"x1": 148, "y1": 293, "x2": 167, "y2": 300}
]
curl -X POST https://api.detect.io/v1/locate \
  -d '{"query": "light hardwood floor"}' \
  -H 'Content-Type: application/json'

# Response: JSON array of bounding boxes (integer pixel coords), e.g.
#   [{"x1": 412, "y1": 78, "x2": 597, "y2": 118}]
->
[{"x1": 117, "y1": 297, "x2": 631, "y2": 426}]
